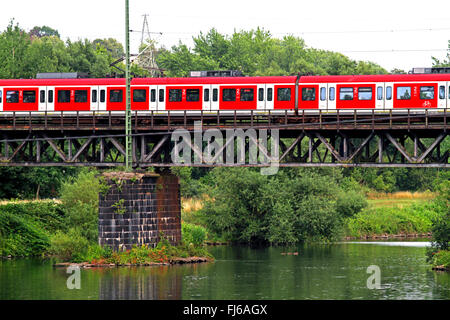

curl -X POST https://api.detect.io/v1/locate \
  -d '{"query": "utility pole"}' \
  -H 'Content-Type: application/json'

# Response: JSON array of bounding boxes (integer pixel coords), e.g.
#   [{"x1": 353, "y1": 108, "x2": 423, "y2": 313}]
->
[
  {"x1": 137, "y1": 14, "x2": 161, "y2": 77},
  {"x1": 125, "y1": 0, "x2": 132, "y2": 171}
]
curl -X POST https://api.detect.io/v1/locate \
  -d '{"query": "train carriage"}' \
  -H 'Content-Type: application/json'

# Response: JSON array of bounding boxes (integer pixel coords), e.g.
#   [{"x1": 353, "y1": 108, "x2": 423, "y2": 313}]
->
[{"x1": 0, "y1": 73, "x2": 448, "y2": 114}]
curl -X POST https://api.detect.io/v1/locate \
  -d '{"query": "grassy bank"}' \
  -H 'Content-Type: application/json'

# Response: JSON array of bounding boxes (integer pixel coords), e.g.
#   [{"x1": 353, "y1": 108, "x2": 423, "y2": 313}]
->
[
  {"x1": 181, "y1": 192, "x2": 444, "y2": 241},
  {"x1": 0, "y1": 200, "x2": 65, "y2": 257},
  {"x1": 0, "y1": 199, "x2": 214, "y2": 263},
  {"x1": 344, "y1": 192, "x2": 441, "y2": 239}
]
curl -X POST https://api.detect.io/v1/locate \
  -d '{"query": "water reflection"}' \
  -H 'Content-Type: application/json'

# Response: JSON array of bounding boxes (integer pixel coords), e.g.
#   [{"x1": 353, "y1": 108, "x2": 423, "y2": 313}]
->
[
  {"x1": 0, "y1": 241, "x2": 449, "y2": 300},
  {"x1": 98, "y1": 266, "x2": 182, "y2": 300}
]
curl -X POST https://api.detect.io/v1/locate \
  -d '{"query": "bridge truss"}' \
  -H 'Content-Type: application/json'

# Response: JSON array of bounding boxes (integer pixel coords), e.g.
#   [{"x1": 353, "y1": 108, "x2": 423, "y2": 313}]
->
[{"x1": 0, "y1": 109, "x2": 448, "y2": 168}]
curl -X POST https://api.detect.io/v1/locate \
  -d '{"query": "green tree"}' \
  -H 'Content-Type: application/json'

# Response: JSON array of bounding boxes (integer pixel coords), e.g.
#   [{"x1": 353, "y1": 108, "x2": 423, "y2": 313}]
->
[
  {"x1": 29, "y1": 25, "x2": 60, "y2": 38},
  {"x1": 0, "y1": 20, "x2": 32, "y2": 78},
  {"x1": 432, "y1": 40, "x2": 450, "y2": 67}
]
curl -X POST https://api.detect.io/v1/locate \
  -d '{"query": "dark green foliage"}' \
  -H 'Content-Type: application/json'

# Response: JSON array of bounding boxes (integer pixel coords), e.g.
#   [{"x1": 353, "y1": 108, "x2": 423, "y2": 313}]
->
[
  {"x1": 342, "y1": 167, "x2": 444, "y2": 193},
  {"x1": 157, "y1": 28, "x2": 387, "y2": 77},
  {"x1": 336, "y1": 190, "x2": 368, "y2": 218},
  {"x1": 201, "y1": 168, "x2": 367, "y2": 245},
  {"x1": 0, "y1": 167, "x2": 80, "y2": 200},
  {"x1": 0, "y1": 210, "x2": 49, "y2": 257},
  {"x1": 48, "y1": 228, "x2": 90, "y2": 262},
  {"x1": 0, "y1": 20, "x2": 147, "y2": 80},
  {"x1": 182, "y1": 223, "x2": 207, "y2": 246},
  {"x1": 59, "y1": 169, "x2": 100, "y2": 243}
]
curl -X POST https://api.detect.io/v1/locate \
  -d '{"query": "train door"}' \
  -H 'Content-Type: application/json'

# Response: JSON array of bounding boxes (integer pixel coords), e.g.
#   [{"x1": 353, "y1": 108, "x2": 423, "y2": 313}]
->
[
  {"x1": 157, "y1": 86, "x2": 166, "y2": 111},
  {"x1": 46, "y1": 86, "x2": 55, "y2": 111},
  {"x1": 327, "y1": 84, "x2": 336, "y2": 110},
  {"x1": 385, "y1": 82, "x2": 394, "y2": 109},
  {"x1": 257, "y1": 84, "x2": 265, "y2": 110},
  {"x1": 375, "y1": 84, "x2": 384, "y2": 109},
  {"x1": 203, "y1": 85, "x2": 211, "y2": 111},
  {"x1": 91, "y1": 86, "x2": 99, "y2": 111},
  {"x1": 265, "y1": 84, "x2": 274, "y2": 110},
  {"x1": 319, "y1": 86, "x2": 327, "y2": 110},
  {"x1": 149, "y1": 86, "x2": 157, "y2": 111},
  {"x1": 98, "y1": 86, "x2": 107, "y2": 111},
  {"x1": 211, "y1": 85, "x2": 219, "y2": 111},
  {"x1": 438, "y1": 82, "x2": 447, "y2": 109},
  {"x1": 38, "y1": 87, "x2": 47, "y2": 111}
]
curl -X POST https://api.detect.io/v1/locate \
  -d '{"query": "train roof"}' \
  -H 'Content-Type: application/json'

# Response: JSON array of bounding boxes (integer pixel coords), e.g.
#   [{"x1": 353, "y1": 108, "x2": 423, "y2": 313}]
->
[
  {"x1": 0, "y1": 76, "x2": 297, "y2": 86},
  {"x1": 300, "y1": 74, "x2": 450, "y2": 83},
  {"x1": 0, "y1": 74, "x2": 449, "y2": 86}
]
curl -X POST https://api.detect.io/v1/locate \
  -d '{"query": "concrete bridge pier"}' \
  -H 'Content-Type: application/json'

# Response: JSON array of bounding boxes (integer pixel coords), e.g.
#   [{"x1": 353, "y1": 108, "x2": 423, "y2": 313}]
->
[{"x1": 98, "y1": 171, "x2": 181, "y2": 251}]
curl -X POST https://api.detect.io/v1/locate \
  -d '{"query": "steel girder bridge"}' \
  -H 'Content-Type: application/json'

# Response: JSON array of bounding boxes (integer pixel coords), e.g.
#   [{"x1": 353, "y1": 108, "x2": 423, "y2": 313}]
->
[{"x1": 0, "y1": 109, "x2": 448, "y2": 168}]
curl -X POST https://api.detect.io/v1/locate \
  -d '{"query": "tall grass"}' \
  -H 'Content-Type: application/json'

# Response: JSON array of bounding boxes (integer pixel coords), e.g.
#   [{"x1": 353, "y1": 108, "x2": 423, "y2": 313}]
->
[
  {"x1": 366, "y1": 191, "x2": 435, "y2": 200},
  {"x1": 345, "y1": 201, "x2": 443, "y2": 238}
]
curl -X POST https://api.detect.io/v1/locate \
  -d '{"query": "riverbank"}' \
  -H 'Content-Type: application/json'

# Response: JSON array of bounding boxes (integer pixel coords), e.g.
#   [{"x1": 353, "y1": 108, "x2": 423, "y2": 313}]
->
[
  {"x1": 53, "y1": 256, "x2": 211, "y2": 268},
  {"x1": 0, "y1": 198, "x2": 214, "y2": 264}
]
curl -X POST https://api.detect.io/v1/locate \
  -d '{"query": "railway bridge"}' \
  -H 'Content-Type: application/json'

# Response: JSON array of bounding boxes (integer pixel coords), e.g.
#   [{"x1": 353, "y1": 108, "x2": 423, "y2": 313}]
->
[{"x1": 0, "y1": 109, "x2": 448, "y2": 168}]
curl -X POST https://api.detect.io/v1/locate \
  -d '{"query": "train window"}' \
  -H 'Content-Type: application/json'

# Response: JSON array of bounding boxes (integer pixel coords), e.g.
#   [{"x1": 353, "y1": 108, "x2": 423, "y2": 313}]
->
[
  {"x1": 0, "y1": 91, "x2": 2, "y2": 103},
  {"x1": 100, "y1": 90, "x2": 106, "y2": 103},
  {"x1": 110, "y1": 89, "x2": 123, "y2": 103},
  {"x1": 186, "y1": 89, "x2": 200, "y2": 102},
  {"x1": 377, "y1": 87, "x2": 383, "y2": 100},
  {"x1": 240, "y1": 88, "x2": 254, "y2": 101},
  {"x1": 439, "y1": 86, "x2": 445, "y2": 99},
  {"x1": 339, "y1": 87, "x2": 353, "y2": 100},
  {"x1": 329, "y1": 87, "x2": 335, "y2": 101},
  {"x1": 58, "y1": 90, "x2": 71, "y2": 103},
  {"x1": 420, "y1": 86, "x2": 434, "y2": 100},
  {"x1": 151, "y1": 89, "x2": 156, "y2": 102},
  {"x1": 358, "y1": 87, "x2": 372, "y2": 100},
  {"x1": 267, "y1": 88, "x2": 273, "y2": 101},
  {"x1": 133, "y1": 89, "x2": 147, "y2": 102},
  {"x1": 386, "y1": 86, "x2": 392, "y2": 100},
  {"x1": 23, "y1": 91, "x2": 36, "y2": 103},
  {"x1": 213, "y1": 88, "x2": 218, "y2": 102},
  {"x1": 320, "y1": 87, "x2": 326, "y2": 101},
  {"x1": 277, "y1": 88, "x2": 291, "y2": 101},
  {"x1": 204, "y1": 88, "x2": 210, "y2": 102},
  {"x1": 75, "y1": 90, "x2": 88, "y2": 103},
  {"x1": 302, "y1": 87, "x2": 316, "y2": 101},
  {"x1": 222, "y1": 88, "x2": 236, "y2": 102},
  {"x1": 397, "y1": 86, "x2": 411, "y2": 100},
  {"x1": 159, "y1": 89, "x2": 164, "y2": 102},
  {"x1": 40, "y1": 90, "x2": 45, "y2": 103},
  {"x1": 169, "y1": 89, "x2": 182, "y2": 102},
  {"x1": 92, "y1": 90, "x2": 98, "y2": 103},
  {"x1": 6, "y1": 91, "x2": 19, "y2": 103},
  {"x1": 48, "y1": 90, "x2": 54, "y2": 103},
  {"x1": 258, "y1": 88, "x2": 264, "y2": 101}
]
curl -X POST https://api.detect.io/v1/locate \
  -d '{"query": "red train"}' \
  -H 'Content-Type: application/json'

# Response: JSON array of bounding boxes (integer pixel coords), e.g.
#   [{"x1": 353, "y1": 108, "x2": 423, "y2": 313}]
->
[{"x1": 0, "y1": 73, "x2": 448, "y2": 113}]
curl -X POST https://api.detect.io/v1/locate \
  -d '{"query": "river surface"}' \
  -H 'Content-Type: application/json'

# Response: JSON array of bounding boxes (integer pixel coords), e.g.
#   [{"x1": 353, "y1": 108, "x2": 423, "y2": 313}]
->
[{"x1": 0, "y1": 240, "x2": 449, "y2": 300}]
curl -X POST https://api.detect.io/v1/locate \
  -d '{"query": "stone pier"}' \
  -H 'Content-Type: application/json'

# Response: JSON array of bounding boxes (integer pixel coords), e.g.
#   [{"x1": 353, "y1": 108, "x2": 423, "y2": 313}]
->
[{"x1": 98, "y1": 171, "x2": 181, "y2": 251}]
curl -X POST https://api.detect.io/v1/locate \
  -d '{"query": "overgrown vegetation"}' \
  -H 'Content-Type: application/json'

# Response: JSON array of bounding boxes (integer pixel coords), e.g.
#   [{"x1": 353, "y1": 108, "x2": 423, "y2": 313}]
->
[{"x1": 426, "y1": 179, "x2": 450, "y2": 270}]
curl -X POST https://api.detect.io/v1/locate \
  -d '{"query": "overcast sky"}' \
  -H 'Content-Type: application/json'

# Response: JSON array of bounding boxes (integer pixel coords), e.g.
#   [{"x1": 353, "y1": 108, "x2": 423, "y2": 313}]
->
[{"x1": 2, "y1": 0, "x2": 450, "y2": 72}]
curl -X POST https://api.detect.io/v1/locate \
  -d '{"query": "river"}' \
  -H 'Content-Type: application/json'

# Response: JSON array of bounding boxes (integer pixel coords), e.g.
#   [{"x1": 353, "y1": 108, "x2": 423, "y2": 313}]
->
[{"x1": 0, "y1": 240, "x2": 449, "y2": 300}]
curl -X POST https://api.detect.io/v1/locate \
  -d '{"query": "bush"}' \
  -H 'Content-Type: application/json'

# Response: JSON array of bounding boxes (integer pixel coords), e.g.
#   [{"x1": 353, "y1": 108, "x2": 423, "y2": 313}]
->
[
  {"x1": 0, "y1": 201, "x2": 65, "y2": 234},
  {"x1": 430, "y1": 250, "x2": 450, "y2": 269},
  {"x1": 182, "y1": 223, "x2": 207, "y2": 246},
  {"x1": 202, "y1": 168, "x2": 349, "y2": 245},
  {"x1": 336, "y1": 190, "x2": 367, "y2": 218},
  {"x1": 48, "y1": 229, "x2": 90, "y2": 262},
  {"x1": 0, "y1": 210, "x2": 49, "y2": 257},
  {"x1": 60, "y1": 169, "x2": 100, "y2": 242},
  {"x1": 346, "y1": 202, "x2": 441, "y2": 238}
]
